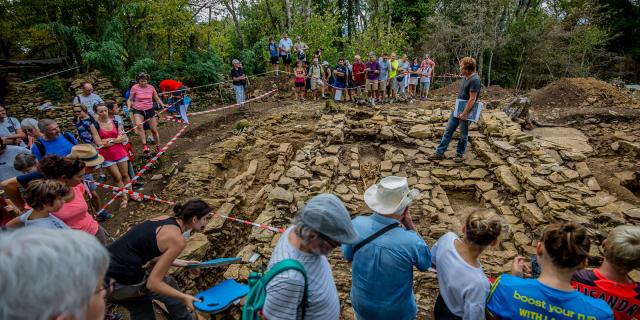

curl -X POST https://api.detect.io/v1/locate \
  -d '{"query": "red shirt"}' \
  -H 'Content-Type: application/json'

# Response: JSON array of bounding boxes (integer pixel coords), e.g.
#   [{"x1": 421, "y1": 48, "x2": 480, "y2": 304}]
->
[
  {"x1": 352, "y1": 63, "x2": 366, "y2": 82},
  {"x1": 159, "y1": 79, "x2": 184, "y2": 92},
  {"x1": 572, "y1": 268, "x2": 640, "y2": 320}
]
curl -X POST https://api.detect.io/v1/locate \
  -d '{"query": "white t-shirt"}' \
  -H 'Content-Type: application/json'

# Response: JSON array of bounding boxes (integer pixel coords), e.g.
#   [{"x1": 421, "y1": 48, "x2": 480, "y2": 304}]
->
[
  {"x1": 431, "y1": 232, "x2": 489, "y2": 320},
  {"x1": 279, "y1": 38, "x2": 293, "y2": 55},
  {"x1": 263, "y1": 227, "x2": 340, "y2": 320}
]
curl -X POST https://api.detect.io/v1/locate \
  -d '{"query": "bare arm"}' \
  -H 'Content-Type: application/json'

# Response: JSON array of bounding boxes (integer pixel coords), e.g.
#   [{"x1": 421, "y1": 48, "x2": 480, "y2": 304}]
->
[
  {"x1": 127, "y1": 92, "x2": 134, "y2": 110},
  {"x1": 152, "y1": 90, "x2": 166, "y2": 107},
  {"x1": 147, "y1": 227, "x2": 199, "y2": 311},
  {"x1": 2, "y1": 128, "x2": 26, "y2": 144},
  {"x1": 2, "y1": 178, "x2": 25, "y2": 210},
  {"x1": 89, "y1": 124, "x2": 105, "y2": 147},
  {"x1": 459, "y1": 90, "x2": 478, "y2": 121}
]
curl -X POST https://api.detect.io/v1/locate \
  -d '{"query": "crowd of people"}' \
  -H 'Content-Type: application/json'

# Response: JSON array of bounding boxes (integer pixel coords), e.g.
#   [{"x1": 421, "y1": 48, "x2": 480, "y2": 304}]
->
[
  {"x1": 0, "y1": 47, "x2": 638, "y2": 320},
  {"x1": 265, "y1": 33, "x2": 435, "y2": 104}
]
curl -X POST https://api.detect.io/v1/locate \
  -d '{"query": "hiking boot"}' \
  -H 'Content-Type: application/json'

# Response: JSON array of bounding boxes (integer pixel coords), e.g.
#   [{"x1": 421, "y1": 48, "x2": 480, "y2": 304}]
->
[
  {"x1": 454, "y1": 155, "x2": 465, "y2": 163},
  {"x1": 97, "y1": 211, "x2": 114, "y2": 221},
  {"x1": 428, "y1": 153, "x2": 444, "y2": 161},
  {"x1": 142, "y1": 144, "x2": 150, "y2": 154}
]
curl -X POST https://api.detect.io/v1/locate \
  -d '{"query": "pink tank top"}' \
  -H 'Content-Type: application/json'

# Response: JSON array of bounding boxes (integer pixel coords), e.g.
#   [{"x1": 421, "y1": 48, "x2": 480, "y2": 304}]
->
[{"x1": 97, "y1": 120, "x2": 128, "y2": 162}]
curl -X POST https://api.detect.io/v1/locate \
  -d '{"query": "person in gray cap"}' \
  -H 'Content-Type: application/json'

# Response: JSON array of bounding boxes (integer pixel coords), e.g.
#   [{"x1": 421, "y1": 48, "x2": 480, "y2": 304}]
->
[
  {"x1": 342, "y1": 176, "x2": 431, "y2": 320},
  {"x1": 262, "y1": 193, "x2": 358, "y2": 320}
]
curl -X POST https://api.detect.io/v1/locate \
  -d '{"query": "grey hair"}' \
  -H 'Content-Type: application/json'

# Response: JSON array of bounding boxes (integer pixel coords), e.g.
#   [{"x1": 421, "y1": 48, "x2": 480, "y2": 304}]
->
[
  {"x1": 292, "y1": 214, "x2": 320, "y2": 246},
  {"x1": 21, "y1": 118, "x2": 38, "y2": 129},
  {"x1": 0, "y1": 228, "x2": 110, "y2": 320},
  {"x1": 232, "y1": 59, "x2": 241, "y2": 64},
  {"x1": 37, "y1": 118, "x2": 56, "y2": 132},
  {"x1": 13, "y1": 152, "x2": 36, "y2": 172}
]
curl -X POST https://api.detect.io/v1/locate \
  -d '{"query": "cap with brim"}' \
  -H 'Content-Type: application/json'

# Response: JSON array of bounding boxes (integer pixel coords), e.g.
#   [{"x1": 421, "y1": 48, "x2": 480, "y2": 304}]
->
[
  {"x1": 364, "y1": 176, "x2": 419, "y2": 215},
  {"x1": 300, "y1": 193, "x2": 359, "y2": 244},
  {"x1": 67, "y1": 144, "x2": 104, "y2": 167}
]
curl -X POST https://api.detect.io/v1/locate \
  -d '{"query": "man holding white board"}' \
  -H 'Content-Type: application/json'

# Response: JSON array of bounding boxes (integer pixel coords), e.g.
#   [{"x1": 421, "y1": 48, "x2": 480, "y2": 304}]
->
[{"x1": 430, "y1": 57, "x2": 482, "y2": 163}]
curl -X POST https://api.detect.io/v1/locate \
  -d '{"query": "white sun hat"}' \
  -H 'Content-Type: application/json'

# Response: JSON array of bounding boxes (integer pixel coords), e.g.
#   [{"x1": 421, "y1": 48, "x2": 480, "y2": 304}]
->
[{"x1": 364, "y1": 176, "x2": 419, "y2": 215}]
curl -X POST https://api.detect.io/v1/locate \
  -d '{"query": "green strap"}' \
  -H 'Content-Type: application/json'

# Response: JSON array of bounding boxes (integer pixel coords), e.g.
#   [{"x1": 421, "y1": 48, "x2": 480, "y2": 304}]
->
[{"x1": 263, "y1": 259, "x2": 308, "y2": 319}]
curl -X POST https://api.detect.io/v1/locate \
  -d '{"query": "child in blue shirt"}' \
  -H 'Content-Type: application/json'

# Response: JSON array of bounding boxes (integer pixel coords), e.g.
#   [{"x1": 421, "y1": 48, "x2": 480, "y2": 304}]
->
[
  {"x1": 486, "y1": 223, "x2": 614, "y2": 320},
  {"x1": 16, "y1": 179, "x2": 70, "y2": 229}
]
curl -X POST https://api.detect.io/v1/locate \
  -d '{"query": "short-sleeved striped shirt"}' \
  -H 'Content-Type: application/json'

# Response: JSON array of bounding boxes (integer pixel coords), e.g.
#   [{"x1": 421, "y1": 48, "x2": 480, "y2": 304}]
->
[{"x1": 262, "y1": 226, "x2": 341, "y2": 320}]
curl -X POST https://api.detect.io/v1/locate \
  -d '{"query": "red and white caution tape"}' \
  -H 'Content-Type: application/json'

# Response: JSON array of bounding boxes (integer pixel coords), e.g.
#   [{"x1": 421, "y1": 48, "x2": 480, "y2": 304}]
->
[
  {"x1": 124, "y1": 98, "x2": 184, "y2": 134},
  {"x1": 95, "y1": 124, "x2": 190, "y2": 216},
  {"x1": 165, "y1": 89, "x2": 277, "y2": 119},
  {"x1": 88, "y1": 181, "x2": 176, "y2": 205}
]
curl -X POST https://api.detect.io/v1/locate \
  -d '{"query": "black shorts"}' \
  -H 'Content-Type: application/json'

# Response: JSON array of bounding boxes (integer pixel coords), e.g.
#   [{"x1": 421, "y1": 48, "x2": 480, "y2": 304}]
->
[
  {"x1": 133, "y1": 108, "x2": 156, "y2": 121},
  {"x1": 281, "y1": 55, "x2": 292, "y2": 65},
  {"x1": 270, "y1": 56, "x2": 279, "y2": 65},
  {"x1": 295, "y1": 81, "x2": 305, "y2": 88}
]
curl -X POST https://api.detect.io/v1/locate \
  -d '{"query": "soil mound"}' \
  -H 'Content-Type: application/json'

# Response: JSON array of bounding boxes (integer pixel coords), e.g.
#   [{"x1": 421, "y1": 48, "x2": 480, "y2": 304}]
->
[
  {"x1": 431, "y1": 80, "x2": 511, "y2": 100},
  {"x1": 530, "y1": 77, "x2": 636, "y2": 110}
]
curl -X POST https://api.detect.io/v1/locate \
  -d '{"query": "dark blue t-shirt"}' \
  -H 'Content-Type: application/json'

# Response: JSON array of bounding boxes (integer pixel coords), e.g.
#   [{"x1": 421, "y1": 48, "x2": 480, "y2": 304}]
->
[
  {"x1": 458, "y1": 74, "x2": 481, "y2": 101},
  {"x1": 334, "y1": 65, "x2": 348, "y2": 84},
  {"x1": 487, "y1": 274, "x2": 614, "y2": 320},
  {"x1": 410, "y1": 63, "x2": 420, "y2": 78}
]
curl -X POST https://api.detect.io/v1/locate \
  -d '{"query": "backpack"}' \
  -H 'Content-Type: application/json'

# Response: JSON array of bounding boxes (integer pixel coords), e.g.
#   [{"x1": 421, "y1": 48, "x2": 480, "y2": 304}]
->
[
  {"x1": 242, "y1": 259, "x2": 308, "y2": 320},
  {"x1": 34, "y1": 132, "x2": 77, "y2": 157}
]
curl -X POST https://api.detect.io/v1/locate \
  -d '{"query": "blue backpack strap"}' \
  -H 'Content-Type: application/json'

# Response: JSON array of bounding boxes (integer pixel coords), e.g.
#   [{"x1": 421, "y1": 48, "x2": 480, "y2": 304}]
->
[{"x1": 62, "y1": 132, "x2": 77, "y2": 145}]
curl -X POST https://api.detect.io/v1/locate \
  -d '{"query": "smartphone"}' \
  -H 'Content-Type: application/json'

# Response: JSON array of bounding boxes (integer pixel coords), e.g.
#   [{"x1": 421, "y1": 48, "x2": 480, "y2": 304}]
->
[{"x1": 531, "y1": 255, "x2": 541, "y2": 279}]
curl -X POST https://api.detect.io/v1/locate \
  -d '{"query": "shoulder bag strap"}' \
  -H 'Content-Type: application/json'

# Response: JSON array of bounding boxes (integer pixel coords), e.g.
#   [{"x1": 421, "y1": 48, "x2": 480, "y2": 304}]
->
[
  {"x1": 352, "y1": 222, "x2": 400, "y2": 254},
  {"x1": 263, "y1": 259, "x2": 308, "y2": 319}
]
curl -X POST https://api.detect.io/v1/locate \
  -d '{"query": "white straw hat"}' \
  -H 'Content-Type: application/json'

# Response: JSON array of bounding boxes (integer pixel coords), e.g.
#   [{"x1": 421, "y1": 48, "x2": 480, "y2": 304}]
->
[{"x1": 364, "y1": 176, "x2": 419, "y2": 215}]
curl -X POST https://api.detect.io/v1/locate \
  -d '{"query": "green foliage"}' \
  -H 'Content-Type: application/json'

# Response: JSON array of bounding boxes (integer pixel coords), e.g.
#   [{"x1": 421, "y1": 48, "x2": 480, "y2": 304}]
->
[
  {"x1": 40, "y1": 78, "x2": 66, "y2": 103},
  {"x1": 182, "y1": 49, "x2": 225, "y2": 85}
]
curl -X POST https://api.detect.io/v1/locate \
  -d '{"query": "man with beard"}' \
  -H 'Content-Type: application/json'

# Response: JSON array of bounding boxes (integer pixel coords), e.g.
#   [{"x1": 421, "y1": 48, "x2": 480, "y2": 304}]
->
[{"x1": 262, "y1": 194, "x2": 359, "y2": 320}]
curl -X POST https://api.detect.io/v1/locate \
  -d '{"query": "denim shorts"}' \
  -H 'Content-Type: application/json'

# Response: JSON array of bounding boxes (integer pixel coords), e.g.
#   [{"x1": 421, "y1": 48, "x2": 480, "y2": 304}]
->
[{"x1": 101, "y1": 156, "x2": 129, "y2": 168}]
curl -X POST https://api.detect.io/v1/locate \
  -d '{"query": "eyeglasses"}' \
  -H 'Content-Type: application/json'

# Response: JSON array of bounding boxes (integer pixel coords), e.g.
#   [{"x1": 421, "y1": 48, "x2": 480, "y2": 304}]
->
[
  {"x1": 317, "y1": 233, "x2": 340, "y2": 248},
  {"x1": 96, "y1": 277, "x2": 115, "y2": 296},
  {"x1": 73, "y1": 110, "x2": 82, "y2": 113}
]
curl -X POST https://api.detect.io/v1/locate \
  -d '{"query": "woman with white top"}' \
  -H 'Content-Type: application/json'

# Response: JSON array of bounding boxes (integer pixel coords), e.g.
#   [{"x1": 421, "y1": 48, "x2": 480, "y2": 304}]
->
[{"x1": 431, "y1": 210, "x2": 527, "y2": 320}]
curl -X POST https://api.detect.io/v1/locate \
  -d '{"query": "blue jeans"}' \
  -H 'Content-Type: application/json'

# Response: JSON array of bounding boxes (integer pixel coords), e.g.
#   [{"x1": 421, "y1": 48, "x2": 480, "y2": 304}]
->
[
  {"x1": 435, "y1": 112, "x2": 470, "y2": 156},
  {"x1": 233, "y1": 85, "x2": 245, "y2": 105}
]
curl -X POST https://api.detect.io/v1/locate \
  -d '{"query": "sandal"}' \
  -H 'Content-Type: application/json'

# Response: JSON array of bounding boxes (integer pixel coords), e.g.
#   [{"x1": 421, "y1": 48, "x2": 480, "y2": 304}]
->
[{"x1": 120, "y1": 196, "x2": 128, "y2": 208}]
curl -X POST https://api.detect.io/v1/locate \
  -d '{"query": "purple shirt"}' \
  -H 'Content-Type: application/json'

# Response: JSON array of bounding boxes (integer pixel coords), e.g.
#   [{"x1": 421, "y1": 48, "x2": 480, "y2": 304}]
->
[{"x1": 365, "y1": 61, "x2": 380, "y2": 80}]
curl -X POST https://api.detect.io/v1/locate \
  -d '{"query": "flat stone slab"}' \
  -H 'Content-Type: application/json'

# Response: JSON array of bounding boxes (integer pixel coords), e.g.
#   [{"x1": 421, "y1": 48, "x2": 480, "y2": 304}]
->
[{"x1": 528, "y1": 127, "x2": 593, "y2": 153}]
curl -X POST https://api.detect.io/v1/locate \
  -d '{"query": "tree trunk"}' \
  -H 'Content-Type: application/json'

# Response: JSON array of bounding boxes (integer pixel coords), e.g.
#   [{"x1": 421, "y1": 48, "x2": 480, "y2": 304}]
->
[
  {"x1": 264, "y1": 0, "x2": 280, "y2": 31},
  {"x1": 223, "y1": 0, "x2": 245, "y2": 49},
  {"x1": 168, "y1": 32, "x2": 173, "y2": 62},
  {"x1": 207, "y1": 5, "x2": 212, "y2": 48},
  {"x1": 304, "y1": 0, "x2": 312, "y2": 23},
  {"x1": 487, "y1": 49, "x2": 493, "y2": 86},
  {"x1": 284, "y1": 0, "x2": 292, "y2": 31}
]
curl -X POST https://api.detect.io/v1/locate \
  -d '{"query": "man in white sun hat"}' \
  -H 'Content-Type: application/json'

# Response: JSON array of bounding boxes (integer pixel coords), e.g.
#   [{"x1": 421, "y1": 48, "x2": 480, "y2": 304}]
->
[{"x1": 342, "y1": 176, "x2": 432, "y2": 320}]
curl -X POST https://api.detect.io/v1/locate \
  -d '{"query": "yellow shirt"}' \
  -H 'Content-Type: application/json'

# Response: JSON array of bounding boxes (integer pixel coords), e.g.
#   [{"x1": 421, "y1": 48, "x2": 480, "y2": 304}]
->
[{"x1": 390, "y1": 60, "x2": 399, "y2": 78}]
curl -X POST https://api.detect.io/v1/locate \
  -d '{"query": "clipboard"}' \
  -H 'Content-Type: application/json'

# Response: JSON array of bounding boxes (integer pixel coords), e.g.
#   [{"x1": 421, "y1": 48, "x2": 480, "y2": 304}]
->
[
  {"x1": 453, "y1": 98, "x2": 484, "y2": 122},
  {"x1": 184, "y1": 257, "x2": 241, "y2": 269}
]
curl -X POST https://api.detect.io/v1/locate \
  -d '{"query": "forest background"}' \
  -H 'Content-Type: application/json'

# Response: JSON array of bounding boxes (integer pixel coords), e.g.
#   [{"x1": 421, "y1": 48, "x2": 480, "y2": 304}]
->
[{"x1": 0, "y1": 0, "x2": 638, "y2": 93}]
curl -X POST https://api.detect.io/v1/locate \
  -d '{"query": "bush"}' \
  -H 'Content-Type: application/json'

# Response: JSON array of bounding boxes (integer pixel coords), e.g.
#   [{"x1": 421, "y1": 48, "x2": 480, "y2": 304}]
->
[{"x1": 40, "y1": 78, "x2": 66, "y2": 102}]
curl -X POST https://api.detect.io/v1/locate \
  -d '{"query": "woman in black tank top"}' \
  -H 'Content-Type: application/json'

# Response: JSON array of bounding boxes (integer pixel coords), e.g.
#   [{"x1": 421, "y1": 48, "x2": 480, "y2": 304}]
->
[{"x1": 106, "y1": 199, "x2": 212, "y2": 320}]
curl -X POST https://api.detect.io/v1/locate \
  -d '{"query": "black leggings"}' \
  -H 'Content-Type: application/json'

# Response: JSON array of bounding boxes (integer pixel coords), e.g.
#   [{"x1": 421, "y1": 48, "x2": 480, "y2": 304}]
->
[{"x1": 434, "y1": 294, "x2": 463, "y2": 320}]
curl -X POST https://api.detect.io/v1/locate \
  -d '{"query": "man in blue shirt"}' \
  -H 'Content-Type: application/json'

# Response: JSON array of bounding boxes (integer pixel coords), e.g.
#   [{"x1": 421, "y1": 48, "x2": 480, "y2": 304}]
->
[
  {"x1": 31, "y1": 119, "x2": 78, "y2": 160},
  {"x1": 342, "y1": 176, "x2": 431, "y2": 320},
  {"x1": 378, "y1": 53, "x2": 391, "y2": 101}
]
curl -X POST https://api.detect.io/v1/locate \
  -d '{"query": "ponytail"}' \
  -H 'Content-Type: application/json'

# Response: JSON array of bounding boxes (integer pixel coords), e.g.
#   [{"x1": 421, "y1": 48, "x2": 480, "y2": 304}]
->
[
  {"x1": 173, "y1": 199, "x2": 212, "y2": 221},
  {"x1": 541, "y1": 223, "x2": 590, "y2": 269}
]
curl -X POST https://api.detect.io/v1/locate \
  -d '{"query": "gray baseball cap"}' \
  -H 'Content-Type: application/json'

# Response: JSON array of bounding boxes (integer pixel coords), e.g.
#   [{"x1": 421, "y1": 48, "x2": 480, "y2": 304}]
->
[{"x1": 300, "y1": 194, "x2": 359, "y2": 244}]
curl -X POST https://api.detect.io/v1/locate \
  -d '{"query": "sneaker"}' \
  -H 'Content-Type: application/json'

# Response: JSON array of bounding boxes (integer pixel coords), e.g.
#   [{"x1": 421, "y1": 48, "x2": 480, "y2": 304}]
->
[
  {"x1": 133, "y1": 181, "x2": 145, "y2": 188},
  {"x1": 98, "y1": 174, "x2": 107, "y2": 182},
  {"x1": 454, "y1": 155, "x2": 465, "y2": 163},
  {"x1": 428, "y1": 153, "x2": 444, "y2": 161},
  {"x1": 97, "y1": 211, "x2": 114, "y2": 221},
  {"x1": 142, "y1": 144, "x2": 150, "y2": 153},
  {"x1": 146, "y1": 136, "x2": 155, "y2": 144}
]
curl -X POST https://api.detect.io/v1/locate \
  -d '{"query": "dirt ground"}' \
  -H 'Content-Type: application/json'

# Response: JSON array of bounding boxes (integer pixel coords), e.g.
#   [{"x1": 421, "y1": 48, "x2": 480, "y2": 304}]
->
[{"x1": 90, "y1": 75, "x2": 640, "y2": 320}]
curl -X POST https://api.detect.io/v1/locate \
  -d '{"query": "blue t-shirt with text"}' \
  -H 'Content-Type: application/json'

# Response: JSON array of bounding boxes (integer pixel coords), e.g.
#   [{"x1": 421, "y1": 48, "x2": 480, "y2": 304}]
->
[{"x1": 486, "y1": 274, "x2": 613, "y2": 320}]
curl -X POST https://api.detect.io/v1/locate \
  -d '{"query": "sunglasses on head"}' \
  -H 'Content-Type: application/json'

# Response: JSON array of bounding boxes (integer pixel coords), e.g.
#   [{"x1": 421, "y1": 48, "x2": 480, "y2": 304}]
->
[{"x1": 317, "y1": 232, "x2": 340, "y2": 248}]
